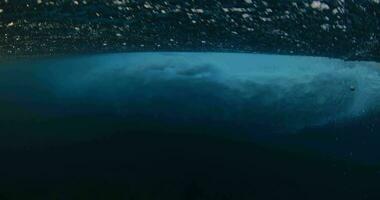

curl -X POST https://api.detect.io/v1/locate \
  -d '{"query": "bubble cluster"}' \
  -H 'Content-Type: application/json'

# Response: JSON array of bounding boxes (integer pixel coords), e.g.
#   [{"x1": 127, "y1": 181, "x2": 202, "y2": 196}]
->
[{"x1": 0, "y1": 0, "x2": 379, "y2": 61}]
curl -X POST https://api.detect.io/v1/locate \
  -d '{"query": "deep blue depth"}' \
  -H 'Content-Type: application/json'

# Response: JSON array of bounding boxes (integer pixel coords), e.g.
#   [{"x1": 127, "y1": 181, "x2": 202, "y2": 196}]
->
[{"x1": 1, "y1": 53, "x2": 380, "y2": 199}]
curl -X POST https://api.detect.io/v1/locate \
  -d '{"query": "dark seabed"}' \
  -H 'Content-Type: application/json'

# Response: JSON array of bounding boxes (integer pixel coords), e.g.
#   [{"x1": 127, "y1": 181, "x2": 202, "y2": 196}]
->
[{"x1": 1, "y1": 53, "x2": 380, "y2": 199}]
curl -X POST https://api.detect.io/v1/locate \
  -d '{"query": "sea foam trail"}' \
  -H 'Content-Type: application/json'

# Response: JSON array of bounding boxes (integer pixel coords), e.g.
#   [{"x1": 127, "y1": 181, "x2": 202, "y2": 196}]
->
[{"x1": 1, "y1": 53, "x2": 380, "y2": 134}]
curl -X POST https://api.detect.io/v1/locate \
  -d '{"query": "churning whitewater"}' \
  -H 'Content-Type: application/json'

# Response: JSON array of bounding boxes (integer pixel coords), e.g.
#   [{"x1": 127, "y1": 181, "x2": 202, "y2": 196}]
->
[{"x1": 1, "y1": 53, "x2": 380, "y2": 134}]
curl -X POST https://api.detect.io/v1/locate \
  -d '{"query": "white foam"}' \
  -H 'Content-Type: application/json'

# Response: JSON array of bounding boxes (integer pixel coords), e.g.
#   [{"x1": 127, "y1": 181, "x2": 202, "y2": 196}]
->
[{"x1": 7, "y1": 52, "x2": 380, "y2": 133}]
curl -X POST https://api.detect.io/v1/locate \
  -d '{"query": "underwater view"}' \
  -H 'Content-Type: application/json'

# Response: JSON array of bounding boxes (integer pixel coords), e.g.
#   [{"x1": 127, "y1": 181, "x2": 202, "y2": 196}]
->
[{"x1": 1, "y1": 0, "x2": 380, "y2": 200}]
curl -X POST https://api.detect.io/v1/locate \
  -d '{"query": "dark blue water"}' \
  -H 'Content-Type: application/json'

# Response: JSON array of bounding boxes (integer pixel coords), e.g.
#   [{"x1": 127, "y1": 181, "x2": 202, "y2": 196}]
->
[{"x1": 1, "y1": 53, "x2": 380, "y2": 199}]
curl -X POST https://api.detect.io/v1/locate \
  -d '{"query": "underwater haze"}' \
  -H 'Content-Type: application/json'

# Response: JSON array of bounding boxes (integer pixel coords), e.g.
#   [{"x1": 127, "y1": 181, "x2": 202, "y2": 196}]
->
[
  {"x1": 1, "y1": 0, "x2": 380, "y2": 199},
  {"x1": 1, "y1": 53, "x2": 380, "y2": 199}
]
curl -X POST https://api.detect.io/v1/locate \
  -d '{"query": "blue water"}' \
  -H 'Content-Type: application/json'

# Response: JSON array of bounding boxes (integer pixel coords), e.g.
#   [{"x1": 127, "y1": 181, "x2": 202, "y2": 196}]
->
[
  {"x1": 1, "y1": 53, "x2": 380, "y2": 199},
  {"x1": 3, "y1": 53, "x2": 380, "y2": 135}
]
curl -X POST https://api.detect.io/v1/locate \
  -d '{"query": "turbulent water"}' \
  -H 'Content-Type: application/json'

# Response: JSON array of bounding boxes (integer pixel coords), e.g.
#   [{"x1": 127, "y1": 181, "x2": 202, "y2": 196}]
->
[
  {"x1": 2, "y1": 53, "x2": 380, "y2": 133},
  {"x1": 1, "y1": 0, "x2": 380, "y2": 61},
  {"x1": 1, "y1": 0, "x2": 380, "y2": 199},
  {"x1": 1, "y1": 53, "x2": 380, "y2": 149},
  {"x1": 2, "y1": 53, "x2": 380, "y2": 199}
]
